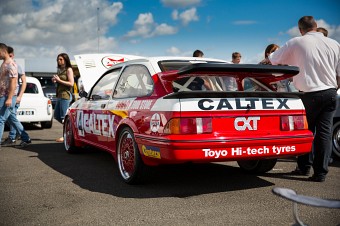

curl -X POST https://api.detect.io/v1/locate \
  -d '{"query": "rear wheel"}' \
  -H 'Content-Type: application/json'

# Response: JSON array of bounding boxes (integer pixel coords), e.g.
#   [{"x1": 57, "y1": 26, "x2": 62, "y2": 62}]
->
[
  {"x1": 332, "y1": 121, "x2": 340, "y2": 158},
  {"x1": 117, "y1": 127, "x2": 147, "y2": 184},
  {"x1": 237, "y1": 159, "x2": 277, "y2": 173},
  {"x1": 41, "y1": 118, "x2": 53, "y2": 129},
  {"x1": 63, "y1": 117, "x2": 77, "y2": 153}
]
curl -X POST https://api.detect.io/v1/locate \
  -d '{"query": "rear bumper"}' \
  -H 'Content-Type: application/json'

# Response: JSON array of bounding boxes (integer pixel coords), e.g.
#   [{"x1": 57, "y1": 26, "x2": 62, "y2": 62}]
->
[{"x1": 135, "y1": 135, "x2": 313, "y2": 164}]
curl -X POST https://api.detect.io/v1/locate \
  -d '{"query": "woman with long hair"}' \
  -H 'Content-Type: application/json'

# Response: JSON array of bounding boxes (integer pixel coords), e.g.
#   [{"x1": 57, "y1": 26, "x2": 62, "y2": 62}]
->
[{"x1": 52, "y1": 53, "x2": 74, "y2": 142}]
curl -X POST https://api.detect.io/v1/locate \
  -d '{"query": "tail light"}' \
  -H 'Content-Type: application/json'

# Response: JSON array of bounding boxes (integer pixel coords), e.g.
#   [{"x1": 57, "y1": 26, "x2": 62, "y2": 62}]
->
[
  {"x1": 164, "y1": 117, "x2": 212, "y2": 134},
  {"x1": 47, "y1": 99, "x2": 52, "y2": 115},
  {"x1": 281, "y1": 115, "x2": 308, "y2": 131}
]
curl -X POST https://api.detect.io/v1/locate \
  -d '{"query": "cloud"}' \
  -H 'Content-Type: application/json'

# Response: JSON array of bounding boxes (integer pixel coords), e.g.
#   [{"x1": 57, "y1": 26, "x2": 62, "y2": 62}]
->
[
  {"x1": 161, "y1": 0, "x2": 201, "y2": 8},
  {"x1": 166, "y1": 46, "x2": 182, "y2": 55},
  {"x1": 172, "y1": 8, "x2": 199, "y2": 26},
  {"x1": 232, "y1": 20, "x2": 257, "y2": 25},
  {"x1": 286, "y1": 19, "x2": 340, "y2": 42},
  {"x1": 0, "y1": 0, "x2": 123, "y2": 59},
  {"x1": 166, "y1": 46, "x2": 193, "y2": 56},
  {"x1": 125, "y1": 13, "x2": 178, "y2": 38}
]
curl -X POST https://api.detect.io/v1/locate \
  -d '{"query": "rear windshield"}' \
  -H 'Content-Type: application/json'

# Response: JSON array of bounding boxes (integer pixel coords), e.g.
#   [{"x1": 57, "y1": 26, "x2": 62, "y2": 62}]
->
[
  {"x1": 25, "y1": 83, "x2": 39, "y2": 94},
  {"x1": 173, "y1": 75, "x2": 273, "y2": 92}
]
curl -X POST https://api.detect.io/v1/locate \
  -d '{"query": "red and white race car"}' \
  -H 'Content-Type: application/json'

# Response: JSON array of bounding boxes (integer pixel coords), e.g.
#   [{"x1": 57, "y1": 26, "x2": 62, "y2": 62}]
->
[{"x1": 63, "y1": 56, "x2": 313, "y2": 184}]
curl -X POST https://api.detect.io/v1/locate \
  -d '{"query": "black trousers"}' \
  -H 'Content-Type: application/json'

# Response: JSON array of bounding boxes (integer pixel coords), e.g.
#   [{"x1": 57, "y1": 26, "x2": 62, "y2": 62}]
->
[{"x1": 298, "y1": 88, "x2": 337, "y2": 177}]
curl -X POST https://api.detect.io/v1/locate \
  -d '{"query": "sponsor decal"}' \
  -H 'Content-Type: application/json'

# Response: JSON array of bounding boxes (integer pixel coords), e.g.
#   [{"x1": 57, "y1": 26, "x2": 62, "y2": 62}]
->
[
  {"x1": 76, "y1": 111, "x2": 116, "y2": 137},
  {"x1": 150, "y1": 113, "x2": 161, "y2": 132},
  {"x1": 234, "y1": 116, "x2": 260, "y2": 131},
  {"x1": 203, "y1": 145, "x2": 296, "y2": 158},
  {"x1": 142, "y1": 145, "x2": 161, "y2": 159},
  {"x1": 102, "y1": 56, "x2": 125, "y2": 69},
  {"x1": 130, "y1": 100, "x2": 153, "y2": 110},
  {"x1": 198, "y1": 98, "x2": 290, "y2": 110},
  {"x1": 77, "y1": 110, "x2": 85, "y2": 136},
  {"x1": 109, "y1": 99, "x2": 153, "y2": 110}
]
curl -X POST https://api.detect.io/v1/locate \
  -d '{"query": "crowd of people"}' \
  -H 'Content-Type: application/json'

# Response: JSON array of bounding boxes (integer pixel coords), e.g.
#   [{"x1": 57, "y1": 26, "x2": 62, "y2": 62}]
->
[
  {"x1": 1, "y1": 15, "x2": 339, "y2": 182},
  {"x1": 0, "y1": 44, "x2": 74, "y2": 147}
]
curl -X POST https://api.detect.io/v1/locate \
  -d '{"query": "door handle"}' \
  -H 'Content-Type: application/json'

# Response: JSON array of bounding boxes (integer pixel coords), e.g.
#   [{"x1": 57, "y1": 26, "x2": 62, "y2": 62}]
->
[{"x1": 101, "y1": 104, "x2": 106, "y2": 109}]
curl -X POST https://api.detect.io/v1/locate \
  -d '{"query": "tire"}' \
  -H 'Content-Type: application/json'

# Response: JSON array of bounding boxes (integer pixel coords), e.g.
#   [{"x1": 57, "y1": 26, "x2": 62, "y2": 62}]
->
[
  {"x1": 117, "y1": 127, "x2": 147, "y2": 184},
  {"x1": 41, "y1": 118, "x2": 53, "y2": 129},
  {"x1": 237, "y1": 159, "x2": 277, "y2": 174},
  {"x1": 332, "y1": 120, "x2": 340, "y2": 158},
  {"x1": 63, "y1": 117, "x2": 77, "y2": 153}
]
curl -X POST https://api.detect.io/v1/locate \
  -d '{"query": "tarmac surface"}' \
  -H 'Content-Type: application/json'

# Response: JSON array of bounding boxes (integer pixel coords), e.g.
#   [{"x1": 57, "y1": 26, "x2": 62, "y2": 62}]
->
[{"x1": 1, "y1": 120, "x2": 340, "y2": 226}]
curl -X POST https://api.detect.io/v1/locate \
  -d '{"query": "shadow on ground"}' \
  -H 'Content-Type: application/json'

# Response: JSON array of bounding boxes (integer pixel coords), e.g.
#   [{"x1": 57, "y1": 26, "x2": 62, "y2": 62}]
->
[{"x1": 18, "y1": 142, "x2": 277, "y2": 198}]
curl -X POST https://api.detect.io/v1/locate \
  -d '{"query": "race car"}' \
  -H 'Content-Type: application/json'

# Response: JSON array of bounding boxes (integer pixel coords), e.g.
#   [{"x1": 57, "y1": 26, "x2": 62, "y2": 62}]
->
[{"x1": 63, "y1": 56, "x2": 314, "y2": 184}]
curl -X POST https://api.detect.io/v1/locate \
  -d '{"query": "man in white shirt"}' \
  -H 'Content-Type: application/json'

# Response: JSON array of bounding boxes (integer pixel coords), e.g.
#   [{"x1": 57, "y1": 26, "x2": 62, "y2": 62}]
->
[{"x1": 269, "y1": 16, "x2": 340, "y2": 182}]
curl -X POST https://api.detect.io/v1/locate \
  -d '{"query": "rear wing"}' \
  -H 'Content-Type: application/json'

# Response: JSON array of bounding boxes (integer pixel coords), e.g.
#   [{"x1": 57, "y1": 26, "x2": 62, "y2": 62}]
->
[
  {"x1": 178, "y1": 63, "x2": 299, "y2": 75},
  {"x1": 160, "y1": 63, "x2": 299, "y2": 81},
  {"x1": 158, "y1": 63, "x2": 299, "y2": 93}
]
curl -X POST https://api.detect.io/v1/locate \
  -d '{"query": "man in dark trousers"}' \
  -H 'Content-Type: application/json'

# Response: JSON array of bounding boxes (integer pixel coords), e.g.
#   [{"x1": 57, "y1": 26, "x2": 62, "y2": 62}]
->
[{"x1": 269, "y1": 16, "x2": 340, "y2": 182}]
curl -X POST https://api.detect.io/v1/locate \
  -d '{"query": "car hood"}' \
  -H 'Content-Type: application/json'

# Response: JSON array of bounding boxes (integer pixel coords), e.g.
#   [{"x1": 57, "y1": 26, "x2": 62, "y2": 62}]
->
[{"x1": 74, "y1": 53, "x2": 143, "y2": 93}]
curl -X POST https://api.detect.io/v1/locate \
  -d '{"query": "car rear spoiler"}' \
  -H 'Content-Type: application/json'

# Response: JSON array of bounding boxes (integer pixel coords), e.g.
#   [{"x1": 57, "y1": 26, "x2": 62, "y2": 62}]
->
[
  {"x1": 163, "y1": 90, "x2": 304, "y2": 99},
  {"x1": 159, "y1": 63, "x2": 299, "y2": 82}
]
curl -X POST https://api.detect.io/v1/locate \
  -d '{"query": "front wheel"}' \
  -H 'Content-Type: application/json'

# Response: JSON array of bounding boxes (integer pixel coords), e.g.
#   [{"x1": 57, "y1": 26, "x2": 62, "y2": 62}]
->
[
  {"x1": 332, "y1": 121, "x2": 340, "y2": 158},
  {"x1": 117, "y1": 127, "x2": 147, "y2": 184},
  {"x1": 237, "y1": 159, "x2": 277, "y2": 173}
]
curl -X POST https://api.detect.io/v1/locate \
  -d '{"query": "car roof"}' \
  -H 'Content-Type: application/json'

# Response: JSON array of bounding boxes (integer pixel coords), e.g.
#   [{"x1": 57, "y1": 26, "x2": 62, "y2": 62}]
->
[{"x1": 26, "y1": 76, "x2": 41, "y2": 84}]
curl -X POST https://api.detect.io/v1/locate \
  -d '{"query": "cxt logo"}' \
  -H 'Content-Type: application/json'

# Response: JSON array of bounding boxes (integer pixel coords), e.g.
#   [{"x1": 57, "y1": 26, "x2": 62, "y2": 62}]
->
[{"x1": 234, "y1": 117, "x2": 260, "y2": 131}]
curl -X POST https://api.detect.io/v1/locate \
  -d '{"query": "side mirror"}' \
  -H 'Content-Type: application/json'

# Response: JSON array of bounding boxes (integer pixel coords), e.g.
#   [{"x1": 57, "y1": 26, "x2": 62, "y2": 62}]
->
[{"x1": 79, "y1": 91, "x2": 88, "y2": 98}]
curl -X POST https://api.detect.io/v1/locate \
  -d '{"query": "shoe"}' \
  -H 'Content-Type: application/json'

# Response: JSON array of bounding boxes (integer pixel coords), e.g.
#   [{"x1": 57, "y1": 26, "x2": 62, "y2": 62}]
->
[
  {"x1": 19, "y1": 139, "x2": 31, "y2": 148},
  {"x1": 1, "y1": 137, "x2": 16, "y2": 146},
  {"x1": 290, "y1": 167, "x2": 311, "y2": 176},
  {"x1": 308, "y1": 175, "x2": 325, "y2": 182},
  {"x1": 56, "y1": 137, "x2": 64, "y2": 143}
]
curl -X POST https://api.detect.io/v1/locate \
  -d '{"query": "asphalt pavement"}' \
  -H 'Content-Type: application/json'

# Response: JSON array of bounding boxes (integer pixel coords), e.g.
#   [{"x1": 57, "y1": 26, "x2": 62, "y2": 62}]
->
[{"x1": 0, "y1": 120, "x2": 339, "y2": 226}]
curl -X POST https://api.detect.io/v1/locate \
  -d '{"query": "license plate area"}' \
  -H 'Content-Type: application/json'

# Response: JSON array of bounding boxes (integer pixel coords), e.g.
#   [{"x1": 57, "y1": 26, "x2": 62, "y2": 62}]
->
[{"x1": 18, "y1": 110, "x2": 35, "y2": 115}]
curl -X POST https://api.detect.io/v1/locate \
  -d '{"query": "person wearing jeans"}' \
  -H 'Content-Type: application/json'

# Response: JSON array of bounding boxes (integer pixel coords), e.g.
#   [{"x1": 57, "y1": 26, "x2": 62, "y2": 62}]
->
[
  {"x1": 52, "y1": 53, "x2": 74, "y2": 142},
  {"x1": 0, "y1": 96, "x2": 31, "y2": 146},
  {"x1": 54, "y1": 94, "x2": 72, "y2": 124},
  {"x1": 0, "y1": 43, "x2": 31, "y2": 147},
  {"x1": 2, "y1": 46, "x2": 28, "y2": 145}
]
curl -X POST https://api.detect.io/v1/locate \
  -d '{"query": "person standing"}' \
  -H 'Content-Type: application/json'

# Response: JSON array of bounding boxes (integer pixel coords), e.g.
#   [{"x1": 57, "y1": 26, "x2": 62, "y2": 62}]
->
[
  {"x1": 231, "y1": 52, "x2": 242, "y2": 64},
  {"x1": 259, "y1": 44, "x2": 291, "y2": 92},
  {"x1": 0, "y1": 43, "x2": 31, "y2": 147},
  {"x1": 193, "y1": 50, "x2": 204, "y2": 57},
  {"x1": 259, "y1": 44, "x2": 279, "y2": 65},
  {"x1": 2, "y1": 46, "x2": 27, "y2": 145},
  {"x1": 52, "y1": 53, "x2": 74, "y2": 143},
  {"x1": 316, "y1": 27, "x2": 328, "y2": 37},
  {"x1": 269, "y1": 16, "x2": 340, "y2": 182}
]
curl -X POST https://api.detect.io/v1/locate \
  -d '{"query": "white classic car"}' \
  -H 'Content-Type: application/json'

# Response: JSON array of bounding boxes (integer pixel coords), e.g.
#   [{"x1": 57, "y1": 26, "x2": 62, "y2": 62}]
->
[{"x1": 17, "y1": 76, "x2": 53, "y2": 128}]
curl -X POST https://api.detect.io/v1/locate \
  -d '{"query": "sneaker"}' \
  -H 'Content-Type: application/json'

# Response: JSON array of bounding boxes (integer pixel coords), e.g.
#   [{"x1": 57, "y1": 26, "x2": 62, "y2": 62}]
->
[
  {"x1": 1, "y1": 137, "x2": 16, "y2": 146},
  {"x1": 19, "y1": 139, "x2": 31, "y2": 148}
]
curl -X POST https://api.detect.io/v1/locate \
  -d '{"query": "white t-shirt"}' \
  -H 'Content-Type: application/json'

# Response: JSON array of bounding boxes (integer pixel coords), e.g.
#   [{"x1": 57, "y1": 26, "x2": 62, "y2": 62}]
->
[{"x1": 269, "y1": 31, "x2": 340, "y2": 92}]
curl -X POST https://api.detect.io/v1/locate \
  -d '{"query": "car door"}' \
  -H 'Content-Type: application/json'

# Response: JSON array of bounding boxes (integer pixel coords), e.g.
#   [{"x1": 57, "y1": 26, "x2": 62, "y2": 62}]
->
[
  {"x1": 106, "y1": 64, "x2": 154, "y2": 150},
  {"x1": 77, "y1": 68, "x2": 122, "y2": 149}
]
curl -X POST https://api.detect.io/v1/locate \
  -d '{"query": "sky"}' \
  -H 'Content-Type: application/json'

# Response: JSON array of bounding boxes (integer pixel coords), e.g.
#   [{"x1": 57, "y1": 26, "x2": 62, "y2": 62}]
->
[{"x1": 1, "y1": 0, "x2": 340, "y2": 72}]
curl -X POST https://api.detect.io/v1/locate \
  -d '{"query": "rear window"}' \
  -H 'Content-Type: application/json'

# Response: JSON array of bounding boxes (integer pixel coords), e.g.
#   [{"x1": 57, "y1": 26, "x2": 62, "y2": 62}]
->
[
  {"x1": 173, "y1": 75, "x2": 270, "y2": 92},
  {"x1": 25, "y1": 83, "x2": 39, "y2": 94}
]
